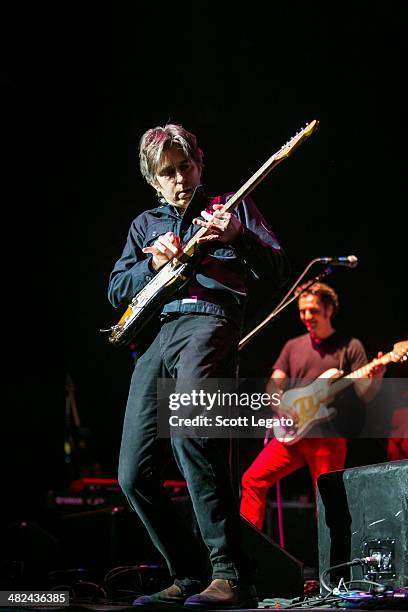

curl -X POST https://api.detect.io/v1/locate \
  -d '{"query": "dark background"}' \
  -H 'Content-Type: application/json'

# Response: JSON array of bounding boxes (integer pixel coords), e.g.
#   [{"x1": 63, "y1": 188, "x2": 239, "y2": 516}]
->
[{"x1": 2, "y1": 2, "x2": 407, "y2": 525}]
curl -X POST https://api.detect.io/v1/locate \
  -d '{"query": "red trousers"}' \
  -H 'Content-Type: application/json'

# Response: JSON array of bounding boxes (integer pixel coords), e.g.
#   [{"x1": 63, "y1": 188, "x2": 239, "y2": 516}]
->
[{"x1": 240, "y1": 437, "x2": 347, "y2": 529}]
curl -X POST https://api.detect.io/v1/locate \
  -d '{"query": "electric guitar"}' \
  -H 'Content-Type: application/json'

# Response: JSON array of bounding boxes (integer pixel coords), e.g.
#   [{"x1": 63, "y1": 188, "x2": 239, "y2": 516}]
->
[
  {"x1": 105, "y1": 120, "x2": 319, "y2": 347},
  {"x1": 272, "y1": 340, "x2": 408, "y2": 445}
]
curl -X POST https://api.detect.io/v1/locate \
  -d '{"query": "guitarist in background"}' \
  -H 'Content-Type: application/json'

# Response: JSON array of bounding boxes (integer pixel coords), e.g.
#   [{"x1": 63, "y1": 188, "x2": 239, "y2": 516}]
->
[
  {"x1": 108, "y1": 123, "x2": 289, "y2": 609},
  {"x1": 240, "y1": 282, "x2": 386, "y2": 530}
]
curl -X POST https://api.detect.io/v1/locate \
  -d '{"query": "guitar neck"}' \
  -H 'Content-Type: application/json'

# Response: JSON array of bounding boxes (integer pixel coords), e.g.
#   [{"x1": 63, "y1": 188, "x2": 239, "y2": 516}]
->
[
  {"x1": 182, "y1": 153, "x2": 285, "y2": 256},
  {"x1": 179, "y1": 120, "x2": 319, "y2": 257},
  {"x1": 328, "y1": 351, "x2": 393, "y2": 398}
]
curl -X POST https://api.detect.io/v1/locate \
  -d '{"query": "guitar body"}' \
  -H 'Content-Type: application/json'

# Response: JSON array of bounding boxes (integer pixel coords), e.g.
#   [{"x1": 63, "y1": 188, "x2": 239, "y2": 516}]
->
[
  {"x1": 272, "y1": 368, "x2": 342, "y2": 445},
  {"x1": 109, "y1": 258, "x2": 196, "y2": 347}
]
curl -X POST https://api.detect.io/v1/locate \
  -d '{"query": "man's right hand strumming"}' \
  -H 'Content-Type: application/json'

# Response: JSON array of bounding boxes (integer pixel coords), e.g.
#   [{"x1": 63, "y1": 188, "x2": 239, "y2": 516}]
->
[{"x1": 142, "y1": 231, "x2": 182, "y2": 271}]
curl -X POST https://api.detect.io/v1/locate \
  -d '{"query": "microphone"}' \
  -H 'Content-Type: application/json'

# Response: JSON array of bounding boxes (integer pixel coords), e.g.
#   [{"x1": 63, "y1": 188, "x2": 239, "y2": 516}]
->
[{"x1": 318, "y1": 255, "x2": 358, "y2": 268}]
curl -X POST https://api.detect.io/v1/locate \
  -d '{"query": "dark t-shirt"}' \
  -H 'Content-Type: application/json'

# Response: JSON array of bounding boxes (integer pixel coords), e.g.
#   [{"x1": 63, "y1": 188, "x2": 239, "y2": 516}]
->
[{"x1": 273, "y1": 331, "x2": 368, "y2": 437}]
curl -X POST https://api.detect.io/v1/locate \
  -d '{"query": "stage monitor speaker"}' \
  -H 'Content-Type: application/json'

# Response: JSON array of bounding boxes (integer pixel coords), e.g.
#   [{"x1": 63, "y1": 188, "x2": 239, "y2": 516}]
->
[
  {"x1": 265, "y1": 498, "x2": 317, "y2": 569},
  {"x1": 317, "y1": 459, "x2": 408, "y2": 592},
  {"x1": 240, "y1": 516, "x2": 304, "y2": 599}
]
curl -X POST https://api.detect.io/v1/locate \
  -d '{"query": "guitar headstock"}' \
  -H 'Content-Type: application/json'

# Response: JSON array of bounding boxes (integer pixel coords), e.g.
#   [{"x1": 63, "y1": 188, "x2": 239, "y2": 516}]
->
[
  {"x1": 390, "y1": 340, "x2": 408, "y2": 364},
  {"x1": 275, "y1": 120, "x2": 320, "y2": 161}
]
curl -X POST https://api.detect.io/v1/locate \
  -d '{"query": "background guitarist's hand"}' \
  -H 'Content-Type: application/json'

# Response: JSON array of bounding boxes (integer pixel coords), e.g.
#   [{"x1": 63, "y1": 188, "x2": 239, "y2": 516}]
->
[
  {"x1": 142, "y1": 232, "x2": 182, "y2": 271},
  {"x1": 369, "y1": 351, "x2": 387, "y2": 378},
  {"x1": 355, "y1": 351, "x2": 386, "y2": 403},
  {"x1": 193, "y1": 204, "x2": 242, "y2": 244},
  {"x1": 266, "y1": 373, "x2": 298, "y2": 424}
]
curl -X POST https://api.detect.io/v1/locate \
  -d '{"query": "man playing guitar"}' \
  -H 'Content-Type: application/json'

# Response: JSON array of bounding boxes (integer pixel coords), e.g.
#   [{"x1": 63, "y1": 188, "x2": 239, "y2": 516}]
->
[{"x1": 240, "y1": 282, "x2": 386, "y2": 530}]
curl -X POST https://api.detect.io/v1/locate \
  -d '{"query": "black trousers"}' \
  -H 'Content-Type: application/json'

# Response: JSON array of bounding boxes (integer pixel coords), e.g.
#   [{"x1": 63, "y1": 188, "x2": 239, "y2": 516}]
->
[{"x1": 118, "y1": 314, "x2": 252, "y2": 581}]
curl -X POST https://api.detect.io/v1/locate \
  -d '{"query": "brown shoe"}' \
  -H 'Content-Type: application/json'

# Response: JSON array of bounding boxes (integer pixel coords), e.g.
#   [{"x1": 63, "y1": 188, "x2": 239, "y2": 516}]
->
[
  {"x1": 133, "y1": 579, "x2": 202, "y2": 608},
  {"x1": 183, "y1": 579, "x2": 258, "y2": 609}
]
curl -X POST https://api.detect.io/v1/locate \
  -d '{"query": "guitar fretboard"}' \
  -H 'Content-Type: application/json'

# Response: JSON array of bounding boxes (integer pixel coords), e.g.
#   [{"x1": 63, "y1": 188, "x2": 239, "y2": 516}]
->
[
  {"x1": 345, "y1": 352, "x2": 394, "y2": 379},
  {"x1": 182, "y1": 154, "x2": 284, "y2": 256}
]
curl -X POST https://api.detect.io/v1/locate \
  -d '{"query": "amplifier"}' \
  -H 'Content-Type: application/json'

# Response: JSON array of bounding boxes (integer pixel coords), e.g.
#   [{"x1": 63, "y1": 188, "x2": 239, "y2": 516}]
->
[{"x1": 317, "y1": 459, "x2": 408, "y2": 592}]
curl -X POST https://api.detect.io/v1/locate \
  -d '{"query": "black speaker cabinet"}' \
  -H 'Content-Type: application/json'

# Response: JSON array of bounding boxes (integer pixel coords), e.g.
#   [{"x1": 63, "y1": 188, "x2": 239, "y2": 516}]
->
[
  {"x1": 317, "y1": 459, "x2": 408, "y2": 591},
  {"x1": 265, "y1": 498, "x2": 317, "y2": 569},
  {"x1": 240, "y1": 516, "x2": 304, "y2": 598}
]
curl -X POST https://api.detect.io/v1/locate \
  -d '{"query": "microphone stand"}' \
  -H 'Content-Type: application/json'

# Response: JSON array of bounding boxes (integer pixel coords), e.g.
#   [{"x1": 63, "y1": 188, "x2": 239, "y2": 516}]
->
[{"x1": 239, "y1": 258, "x2": 334, "y2": 351}]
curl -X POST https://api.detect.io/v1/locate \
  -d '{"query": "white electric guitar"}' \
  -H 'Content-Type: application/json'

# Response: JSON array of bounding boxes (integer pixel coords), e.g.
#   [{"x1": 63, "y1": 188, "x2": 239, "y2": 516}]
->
[{"x1": 272, "y1": 341, "x2": 408, "y2": 445}]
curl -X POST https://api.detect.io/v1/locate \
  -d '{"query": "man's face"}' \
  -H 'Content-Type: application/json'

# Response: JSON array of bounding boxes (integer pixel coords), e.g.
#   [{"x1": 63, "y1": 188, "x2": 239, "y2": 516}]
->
[
  {"x1": 154, "y1": 145, "x2": 202, "y2": 209},
  {"x1": 298, "y1": 294, "x2": 333, "y2": 339}
]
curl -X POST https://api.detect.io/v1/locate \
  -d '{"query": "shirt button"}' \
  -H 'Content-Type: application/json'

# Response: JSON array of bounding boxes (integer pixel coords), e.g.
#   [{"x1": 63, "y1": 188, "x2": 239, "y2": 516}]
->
[{"x1": 145, "y1": 275, "x2": 152, "y2": 281}]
